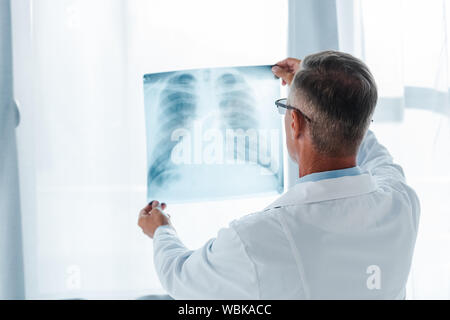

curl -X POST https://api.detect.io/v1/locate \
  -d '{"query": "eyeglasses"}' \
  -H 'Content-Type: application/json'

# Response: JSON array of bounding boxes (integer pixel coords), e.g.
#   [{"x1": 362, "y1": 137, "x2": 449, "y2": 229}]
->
[
  {"x1": 275, "y1": 98, "x2": 312, "y2": 122},
  {"x1": 275, "y1": 98, "x2": 375, "y2": 124}
]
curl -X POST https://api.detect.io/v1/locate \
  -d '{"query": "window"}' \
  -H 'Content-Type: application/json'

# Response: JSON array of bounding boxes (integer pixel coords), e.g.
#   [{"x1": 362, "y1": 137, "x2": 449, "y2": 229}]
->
[{"x1": 12, "y1": 0, "x2": 288, "y2": 299}]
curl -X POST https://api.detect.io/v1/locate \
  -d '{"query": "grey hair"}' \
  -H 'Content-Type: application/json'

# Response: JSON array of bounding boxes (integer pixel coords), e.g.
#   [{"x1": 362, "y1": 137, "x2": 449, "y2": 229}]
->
[{"x1": 289, "y1": 50, "x2": 378, "y2": 157}]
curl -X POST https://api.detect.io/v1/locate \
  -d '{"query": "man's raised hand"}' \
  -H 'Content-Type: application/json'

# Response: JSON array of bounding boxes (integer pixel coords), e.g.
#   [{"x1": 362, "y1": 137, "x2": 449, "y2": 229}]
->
[{"x1": 272, "y1": 57, "x2": 301, "y2": 86}]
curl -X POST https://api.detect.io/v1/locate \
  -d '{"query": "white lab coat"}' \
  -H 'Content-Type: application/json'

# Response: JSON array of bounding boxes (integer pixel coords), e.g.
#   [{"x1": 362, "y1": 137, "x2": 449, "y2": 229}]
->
[{"x1": 153, "y1": 130, "x2": 420, "y2": 299}]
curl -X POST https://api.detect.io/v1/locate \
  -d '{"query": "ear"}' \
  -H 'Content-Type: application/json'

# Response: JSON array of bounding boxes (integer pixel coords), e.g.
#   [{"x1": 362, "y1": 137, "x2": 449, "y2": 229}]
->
[{"x1": 290, "y1": 110, "x2": 305, "y2": 139}]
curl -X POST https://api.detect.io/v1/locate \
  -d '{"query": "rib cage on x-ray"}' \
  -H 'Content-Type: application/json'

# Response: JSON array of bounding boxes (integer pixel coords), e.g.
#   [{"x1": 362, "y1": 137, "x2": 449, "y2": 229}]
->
[
  {"x1": 215, "y1": 72, "x2": 275, "y2": 172},
  {"x1": 216, "y1": 72, "x2": 259, "y2": 164},
  {"x1": 144, "y1": 65, "x2": 283, "y2": 202},
  {"x1": 216, "y1": 72, "x2": 258, "y2": 130},
  {"x1": 149, "y1": 73, "x2": 198, "y2": 187}
]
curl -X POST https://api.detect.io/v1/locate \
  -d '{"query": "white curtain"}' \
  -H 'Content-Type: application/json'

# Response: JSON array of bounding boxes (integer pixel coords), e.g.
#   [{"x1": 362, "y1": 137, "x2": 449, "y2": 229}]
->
[
  {"x1": 336, "y1": 0, "x2": 450, "y2": 299},
  {"x1": 10, "y1": 0, "x2": 287, "y2": 299},
  {"x1": 0, "y1": 0, "x2": 24, "y2": 300}
]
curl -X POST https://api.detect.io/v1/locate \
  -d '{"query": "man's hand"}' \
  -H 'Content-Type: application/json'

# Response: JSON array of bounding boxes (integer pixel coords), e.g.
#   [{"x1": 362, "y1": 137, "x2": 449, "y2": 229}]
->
[
  {"x1": 272, "y1": 57, "x2": 302, "y2": 86},
  {"x1": 138, "y1": 200, "x2": 171, "y2": 239}
]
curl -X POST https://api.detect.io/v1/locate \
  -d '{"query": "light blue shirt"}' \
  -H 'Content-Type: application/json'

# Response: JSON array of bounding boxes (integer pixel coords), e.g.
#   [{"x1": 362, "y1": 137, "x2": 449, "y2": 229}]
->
[
  {"x1": 297, "y1": 166, "x2": 362, "y2": 184},
  {"x1": 152, "y1": 130, "x2": 420, "y2": 299}
]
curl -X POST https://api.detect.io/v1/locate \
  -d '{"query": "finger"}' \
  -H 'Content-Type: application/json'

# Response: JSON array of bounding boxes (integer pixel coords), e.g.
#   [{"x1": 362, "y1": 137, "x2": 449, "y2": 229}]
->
[
  {"x1": 150, "y1": 208, "x2": 164, "y2": 216},
  {"x1": 272, "y1": 66, "x2": 294, "y2": 86},
  {"x1": 275, "y1": 58, "x2": 297, "y2": 70},
  {"x1": 143, "y1": 200, "x2": 156, "y2": 212},
  {"x1": 151, "y1": 200, "x2": 160, "y2": 209},
  {"x1": 141, "y1": 206, "x2": 152, "y2": 215},
  {"x1": 274, "y1": 58, "x2": 291, "y2": 67},
  {"x1": 271, "y1": 65, "x2": 286, "y2": 77},
  {"x1": 276, "y1": 57, "x2": 301, "y2": 71},
  {"x1": 141, "y1": 201, "x2": 153, "y2": 214}
]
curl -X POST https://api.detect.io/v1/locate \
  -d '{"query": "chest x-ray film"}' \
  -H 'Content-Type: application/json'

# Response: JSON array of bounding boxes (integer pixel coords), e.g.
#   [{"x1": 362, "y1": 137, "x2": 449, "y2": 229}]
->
[{"x1": 143, "y1": 66, "x2": 284, "y2": 203}]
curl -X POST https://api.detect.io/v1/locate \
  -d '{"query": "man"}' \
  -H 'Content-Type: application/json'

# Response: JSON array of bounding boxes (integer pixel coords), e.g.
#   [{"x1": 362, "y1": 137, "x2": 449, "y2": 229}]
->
[{"x1": 138, "y1": 51, "x2": 420, "y2": 299}]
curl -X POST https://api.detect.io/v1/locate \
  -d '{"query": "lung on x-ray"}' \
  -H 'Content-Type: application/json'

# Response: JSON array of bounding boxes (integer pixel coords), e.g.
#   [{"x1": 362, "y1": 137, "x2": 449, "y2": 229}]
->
[{"x1": 143, "y1": 65, "x2": 284, "y2": 203}]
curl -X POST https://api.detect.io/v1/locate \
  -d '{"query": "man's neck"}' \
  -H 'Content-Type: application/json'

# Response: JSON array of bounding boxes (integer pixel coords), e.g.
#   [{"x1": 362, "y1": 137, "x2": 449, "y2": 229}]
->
[{"x1": 298, "y1": 152, "x2": 357, "y2": 178}]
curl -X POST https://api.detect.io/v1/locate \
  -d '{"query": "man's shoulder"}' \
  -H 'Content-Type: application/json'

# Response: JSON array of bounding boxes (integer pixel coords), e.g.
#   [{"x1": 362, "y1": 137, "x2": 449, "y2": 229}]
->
[
  {"x1": 229, "y1": 185, "x2": 307, "y2": 233},
  {"x1": 229, "y1": 206, "x2": 285, "y2": 239},
  {"x1": 227, "y1": 206, "x2": 292, "y2": 264}
]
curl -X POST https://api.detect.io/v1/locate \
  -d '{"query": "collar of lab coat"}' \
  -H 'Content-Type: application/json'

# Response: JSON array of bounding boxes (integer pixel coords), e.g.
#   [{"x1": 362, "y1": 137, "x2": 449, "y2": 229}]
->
[{"x1": 265, "y1": 172, "x2": 378, "y2": 210}]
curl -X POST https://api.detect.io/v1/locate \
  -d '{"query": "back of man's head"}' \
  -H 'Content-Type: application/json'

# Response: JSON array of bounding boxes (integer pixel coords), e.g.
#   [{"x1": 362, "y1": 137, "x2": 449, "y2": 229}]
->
[{"x1": 291, "y1": 50, "x2": 378, "y2": 157}]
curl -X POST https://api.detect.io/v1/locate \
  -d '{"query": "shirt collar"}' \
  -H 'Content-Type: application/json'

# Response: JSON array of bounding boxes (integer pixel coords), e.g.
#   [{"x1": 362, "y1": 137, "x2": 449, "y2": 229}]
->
[
  {"x1": 265, "y1": 169, "x2": 377, "y2": 210},
  {"x1": 297, "y1": 166, "x2": 362, "y2": 184}
]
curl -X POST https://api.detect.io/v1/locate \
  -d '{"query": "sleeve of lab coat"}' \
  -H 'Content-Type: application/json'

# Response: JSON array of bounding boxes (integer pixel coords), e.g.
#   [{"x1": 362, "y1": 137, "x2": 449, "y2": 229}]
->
[
  {"x1": 357, "y1": 130, "x2": 406, "y2": 182},
  {"x1": 152, "y1": 225, "x2": 259, "y2": 299},
  {"x1": 358, "y1": 130, "x2": 421, "y2": 231}
]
